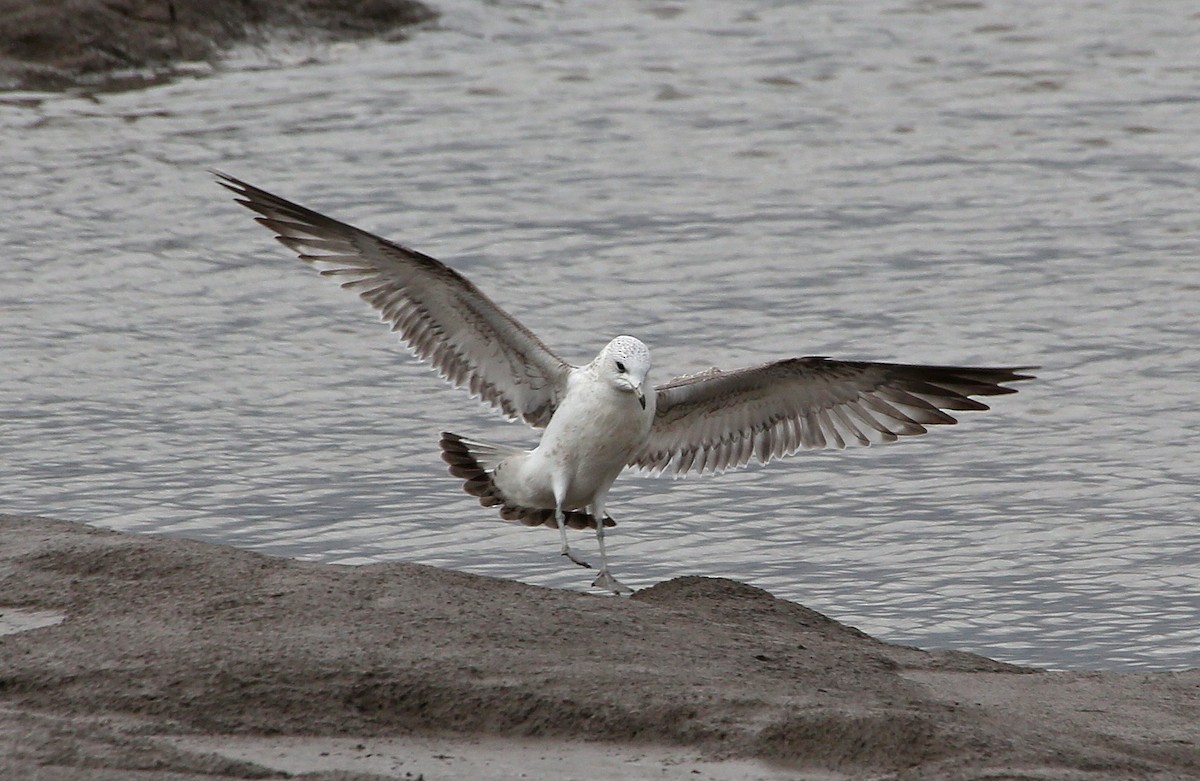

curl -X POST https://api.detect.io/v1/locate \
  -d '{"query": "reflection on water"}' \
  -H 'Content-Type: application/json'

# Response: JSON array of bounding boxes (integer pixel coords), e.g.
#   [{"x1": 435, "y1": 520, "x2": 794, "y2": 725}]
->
[{"x1": 2, "y1": 0, "x2": 1199, "y2": 670}]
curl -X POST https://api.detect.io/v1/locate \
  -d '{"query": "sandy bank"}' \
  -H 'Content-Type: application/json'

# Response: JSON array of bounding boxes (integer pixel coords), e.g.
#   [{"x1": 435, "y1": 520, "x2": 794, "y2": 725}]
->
[
  {"x1": 0, "y1": 0, "x2": 436, "y2": 91},
  {"x1": 0, "y1": 513, "x2": 1197, "y2": 780}
]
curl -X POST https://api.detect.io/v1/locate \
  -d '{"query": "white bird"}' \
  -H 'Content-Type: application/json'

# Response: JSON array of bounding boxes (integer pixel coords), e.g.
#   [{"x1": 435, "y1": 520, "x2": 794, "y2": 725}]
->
[{"x1": 217, "y1": 173, "x2": 1035, "y2": 594}]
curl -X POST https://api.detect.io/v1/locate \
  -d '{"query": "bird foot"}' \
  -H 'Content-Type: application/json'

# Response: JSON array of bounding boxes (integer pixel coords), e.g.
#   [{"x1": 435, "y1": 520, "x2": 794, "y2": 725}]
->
[
  {"x1": 561, "y1": 548, "x2": 592, "y2": 569},
  {"x1": 592, "y1": 569, "x2": 633, "y2": 595}
]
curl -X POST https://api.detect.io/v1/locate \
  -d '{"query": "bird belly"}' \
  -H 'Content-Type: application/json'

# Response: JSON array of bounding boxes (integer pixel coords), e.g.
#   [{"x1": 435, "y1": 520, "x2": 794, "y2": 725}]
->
[{"x1": 497, "y1": 381, "x2": 652, "y2": 511}]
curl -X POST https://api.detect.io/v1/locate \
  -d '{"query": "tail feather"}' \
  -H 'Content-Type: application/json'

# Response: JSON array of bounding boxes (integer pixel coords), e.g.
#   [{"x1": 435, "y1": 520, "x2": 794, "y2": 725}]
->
[
  {"x1": 444, "y1": 434, "x2": 523, "y2": 472},
  {"x1": 439, "y1": 432, "x2": 614, "y2": 530}
]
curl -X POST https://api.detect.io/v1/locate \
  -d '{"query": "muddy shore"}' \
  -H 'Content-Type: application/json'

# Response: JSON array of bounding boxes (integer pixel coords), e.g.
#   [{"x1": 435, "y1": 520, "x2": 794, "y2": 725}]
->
[
  {"x1": 1, "y1": 513, "x2": 1197, "y2": 780},
  {"x1": 0, "y1": 0, "x2": 436, "y2": 91}
]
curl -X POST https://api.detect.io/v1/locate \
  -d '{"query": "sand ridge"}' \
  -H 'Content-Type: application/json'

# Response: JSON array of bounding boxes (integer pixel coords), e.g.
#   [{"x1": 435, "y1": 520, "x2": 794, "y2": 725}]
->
[{"x1": 1, "y1": 513, "x2": 1197, "y2": 780}]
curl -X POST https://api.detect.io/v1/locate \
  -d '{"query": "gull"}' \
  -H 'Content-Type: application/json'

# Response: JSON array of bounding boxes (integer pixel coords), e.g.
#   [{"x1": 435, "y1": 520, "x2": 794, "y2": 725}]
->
[{"x1": 217, "y1": 172, "x2": 1035, "y2": 594}]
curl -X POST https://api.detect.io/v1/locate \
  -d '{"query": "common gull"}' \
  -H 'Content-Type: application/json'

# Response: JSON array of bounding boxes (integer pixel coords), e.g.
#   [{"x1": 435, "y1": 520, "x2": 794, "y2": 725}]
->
[{"x1": 217, "y1": 173, "x2": 1034, "y2": 594}]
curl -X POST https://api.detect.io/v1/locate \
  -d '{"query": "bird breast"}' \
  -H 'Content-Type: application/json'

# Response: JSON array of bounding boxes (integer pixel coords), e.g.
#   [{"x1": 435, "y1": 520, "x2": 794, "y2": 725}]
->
[{"x1": 528, "y1": 371, "x2": 654, "y2": 503}]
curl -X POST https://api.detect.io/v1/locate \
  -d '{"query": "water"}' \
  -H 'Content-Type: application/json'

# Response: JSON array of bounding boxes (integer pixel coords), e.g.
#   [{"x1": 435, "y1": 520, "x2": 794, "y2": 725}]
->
[{"x1": 2, "y1": 0, "x2": 1198, "y2": 671}]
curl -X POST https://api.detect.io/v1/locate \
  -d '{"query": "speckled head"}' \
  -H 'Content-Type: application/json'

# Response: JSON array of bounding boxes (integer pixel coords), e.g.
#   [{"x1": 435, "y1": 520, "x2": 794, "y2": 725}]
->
[
  {"x1": 602, "y1": 336, "x2": 651, "y2": 378},
  {"x1": 596, "y1": 336, "x2": 652, "y2": 407}
]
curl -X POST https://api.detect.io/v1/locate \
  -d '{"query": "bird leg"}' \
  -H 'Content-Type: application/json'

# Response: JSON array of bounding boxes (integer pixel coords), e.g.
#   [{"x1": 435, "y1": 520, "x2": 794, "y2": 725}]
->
[
  {"x1": 556, "y1": 505, "x2": 592, "y2": 569},
  {"x1": 591, "y1": 512, "x2": 633, "y2": 595}
]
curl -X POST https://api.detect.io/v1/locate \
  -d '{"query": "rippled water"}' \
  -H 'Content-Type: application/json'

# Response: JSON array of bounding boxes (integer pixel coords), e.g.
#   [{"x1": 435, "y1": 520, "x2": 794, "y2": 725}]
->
[{"x1": 3, "y1": 0, "x2": 1198, "y2": 670}]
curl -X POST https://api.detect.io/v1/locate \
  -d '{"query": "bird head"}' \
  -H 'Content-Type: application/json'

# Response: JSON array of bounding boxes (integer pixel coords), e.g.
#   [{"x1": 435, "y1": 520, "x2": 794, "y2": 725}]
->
[{"x1": 599, "y1": 336, "x2": 651, "y2": 409}]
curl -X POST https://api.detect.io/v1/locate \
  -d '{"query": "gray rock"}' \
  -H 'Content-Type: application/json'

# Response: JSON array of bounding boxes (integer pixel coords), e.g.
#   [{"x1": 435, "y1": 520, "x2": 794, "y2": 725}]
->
[{"x1": 0, "y1": 0, "x2": 436, "y2": 91}]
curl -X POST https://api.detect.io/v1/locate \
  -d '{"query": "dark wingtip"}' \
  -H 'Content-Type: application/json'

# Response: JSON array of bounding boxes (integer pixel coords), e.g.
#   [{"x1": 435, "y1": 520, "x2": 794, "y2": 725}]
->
[
  {"x1": 211, "y1": 171, "x2": 284, "y2": 209},
  {"x1": 211, "y1": 168, "x2": 243, "y2": 194}
]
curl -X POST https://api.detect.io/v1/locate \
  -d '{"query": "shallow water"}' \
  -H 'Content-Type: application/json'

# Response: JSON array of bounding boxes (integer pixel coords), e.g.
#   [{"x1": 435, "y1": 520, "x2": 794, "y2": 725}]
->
[{"x1": 2, "y1": 0, "x2": 1199, "y2": 670}]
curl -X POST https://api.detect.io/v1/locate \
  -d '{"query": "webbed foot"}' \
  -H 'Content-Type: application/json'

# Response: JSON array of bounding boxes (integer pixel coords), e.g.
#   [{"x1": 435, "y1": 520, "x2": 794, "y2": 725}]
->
[
  {"x1": 592, "y1": 569, "x2": 633, "y2": 595},
  {"x1": 561, "y1": 547, "x2": 592, "y2": 569}
]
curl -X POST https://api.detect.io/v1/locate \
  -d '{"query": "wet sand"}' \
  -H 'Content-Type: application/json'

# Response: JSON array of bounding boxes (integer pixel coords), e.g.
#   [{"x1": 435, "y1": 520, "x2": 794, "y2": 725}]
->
[
  {"x1": 1, "y1": 513, "x2": 1197, "y2": 780},
  {"x1": 0, "y1": 0, "x2": 435, "y2": 91}
]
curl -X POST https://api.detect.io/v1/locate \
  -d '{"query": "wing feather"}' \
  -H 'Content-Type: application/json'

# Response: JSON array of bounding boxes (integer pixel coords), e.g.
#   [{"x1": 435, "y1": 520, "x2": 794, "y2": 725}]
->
[
  {"x1": 632, "y1": 358, "x2": 1034, "y2": 476},
  {"x1": 216, "y1": 172, "x2": 572, "y2": 427}
]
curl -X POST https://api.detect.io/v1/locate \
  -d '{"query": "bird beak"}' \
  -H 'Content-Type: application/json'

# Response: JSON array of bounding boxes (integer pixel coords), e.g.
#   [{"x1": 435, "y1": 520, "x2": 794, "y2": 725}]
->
[{"x1": 635, "y1": 387, "x2": 646, "y2": 409}]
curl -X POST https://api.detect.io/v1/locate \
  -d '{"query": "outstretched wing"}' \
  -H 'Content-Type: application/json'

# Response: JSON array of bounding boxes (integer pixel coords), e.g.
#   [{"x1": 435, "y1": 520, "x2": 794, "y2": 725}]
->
[
  {"x1": 632, "y1": 359, "x2": 1035, "y2": 475},
  {"x1": 217, "y1": 172, "x2": 572, "y2": 427}
]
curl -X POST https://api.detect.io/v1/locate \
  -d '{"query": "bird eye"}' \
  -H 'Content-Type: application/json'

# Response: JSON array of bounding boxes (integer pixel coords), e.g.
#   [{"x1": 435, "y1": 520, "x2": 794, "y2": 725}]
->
[{"x1": 615, "y1": 361, "x2": 627, "y2": 373}]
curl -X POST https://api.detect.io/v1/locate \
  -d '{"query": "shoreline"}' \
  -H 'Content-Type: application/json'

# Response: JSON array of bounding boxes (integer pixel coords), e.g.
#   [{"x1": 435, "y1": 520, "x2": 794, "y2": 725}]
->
[
  {"x1": 2, "y1": 512, "x2": 1197, "y2": 780},
  {"x1": 0, "y1": 0, "x2": 437, "y2": 92}
]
